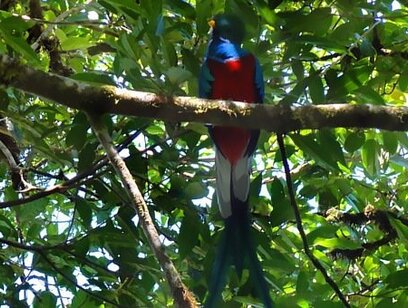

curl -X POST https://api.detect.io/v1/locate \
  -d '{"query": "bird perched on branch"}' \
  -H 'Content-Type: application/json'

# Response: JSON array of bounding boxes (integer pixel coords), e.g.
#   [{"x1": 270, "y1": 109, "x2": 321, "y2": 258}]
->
[{"x1": 199, "y1": 13, "x2": 273, "y2": 307}]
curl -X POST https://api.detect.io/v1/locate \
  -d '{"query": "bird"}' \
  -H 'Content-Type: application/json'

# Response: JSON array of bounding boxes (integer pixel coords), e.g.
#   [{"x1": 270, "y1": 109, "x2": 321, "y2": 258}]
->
[{"x1": 199, "y1": 13, "x2": 273, "y2": 308}]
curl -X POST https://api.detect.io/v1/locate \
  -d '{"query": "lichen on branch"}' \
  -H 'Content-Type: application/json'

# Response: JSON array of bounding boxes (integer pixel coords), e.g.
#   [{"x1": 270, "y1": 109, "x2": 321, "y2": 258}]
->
[{"x1": 1, "y1": 55, "x2": 408, "y2": 133}]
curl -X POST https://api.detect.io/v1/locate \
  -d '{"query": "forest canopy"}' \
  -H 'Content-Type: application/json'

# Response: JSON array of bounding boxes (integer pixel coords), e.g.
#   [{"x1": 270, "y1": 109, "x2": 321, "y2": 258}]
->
[{"x1": 0, "y1": 0, "x2": 408, "y2": 307}]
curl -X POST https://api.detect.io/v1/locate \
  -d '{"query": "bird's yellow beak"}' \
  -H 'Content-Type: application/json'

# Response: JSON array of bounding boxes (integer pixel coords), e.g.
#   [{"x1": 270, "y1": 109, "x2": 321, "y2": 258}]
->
[{"x1": 208, "y1": 19, "x2": 216, "y2": 28}]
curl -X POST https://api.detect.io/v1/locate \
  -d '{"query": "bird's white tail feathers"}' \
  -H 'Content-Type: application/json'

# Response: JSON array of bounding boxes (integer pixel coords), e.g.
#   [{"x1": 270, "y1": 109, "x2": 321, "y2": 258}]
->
[{"x1": 215, "y1": 149, "x2": 250, "y2": 218}]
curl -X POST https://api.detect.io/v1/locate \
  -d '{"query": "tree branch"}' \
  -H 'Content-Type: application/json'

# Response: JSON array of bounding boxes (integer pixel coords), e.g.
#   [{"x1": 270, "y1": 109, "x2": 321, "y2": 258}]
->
[
  {"x1": 87, "y1": 114, "x2": 197, "y2": 308},
  {"x1": 277, "y1": 135, "x2": 351, "y2": 307},
  {"x1": 37, "y1": 250, "x2": 119, "y2": 306},
  {"x1": 1, "y1": 55, "x2": 408, "y2": 133},
  {"x1": 0, "y1": 165, "x2": 103, "y2": 209}
]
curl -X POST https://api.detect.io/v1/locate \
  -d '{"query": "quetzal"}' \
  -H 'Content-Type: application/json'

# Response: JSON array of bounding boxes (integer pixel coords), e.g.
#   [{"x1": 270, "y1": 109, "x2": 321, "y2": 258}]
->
[{"x1": 199, "y1": 14, "x2": 273, "y2": 307}]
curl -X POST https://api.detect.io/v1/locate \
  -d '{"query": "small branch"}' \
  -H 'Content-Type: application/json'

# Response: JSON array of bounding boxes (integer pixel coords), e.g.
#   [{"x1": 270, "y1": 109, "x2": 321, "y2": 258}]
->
[
  {"x1": 37, "y1": 251, "x2": 119, "y2": 306},
  {"x1": 0, "y1": 138, "x2": 19, "y2": 169},
  {"x1": 30, "y1": 0, "x2": 94, "y2": 51},
  {"x1": 0, "y1": 126, "x2": 148, "y2": 209},
  {"x1": 0, "y1": 237, "x2": 43, "y2": 252},
  {"x1": 87, "y1": 114, "x2": 197, "y2": 308},
  {"x1": 325, "y1": 205, "x2": 403, "y2": 260},
  {"x1": 0, "y1": 138, "x2": 32, "y2": 190},
  {"x1": 277, "y1": 134, "x2": 350, "y2": 307},
  {"x1": 0, "y1": 173, "x2": 90, "y2": 209}
]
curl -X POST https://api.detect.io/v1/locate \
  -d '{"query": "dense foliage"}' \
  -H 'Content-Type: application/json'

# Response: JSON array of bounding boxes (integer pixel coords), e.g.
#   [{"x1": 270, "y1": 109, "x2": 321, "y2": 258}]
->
[{"x1": 1, "y1": 0, "x2": 408, "y2": 306}]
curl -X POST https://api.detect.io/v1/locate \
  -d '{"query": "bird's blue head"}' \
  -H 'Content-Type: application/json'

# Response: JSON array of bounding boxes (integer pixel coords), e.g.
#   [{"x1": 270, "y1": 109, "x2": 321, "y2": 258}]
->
[{"x1": 209, "y1": 13, "x2": 246, "y2": 44}]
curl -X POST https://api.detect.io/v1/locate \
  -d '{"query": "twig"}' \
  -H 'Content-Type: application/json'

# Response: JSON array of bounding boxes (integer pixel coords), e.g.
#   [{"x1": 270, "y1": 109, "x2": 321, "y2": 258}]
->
[
  {"x1": 87, "y1": 113, "x2": 197, "y2": 308},
  {"x1": 0, "y1": 171, "x2": 97, "y2": 209},
  {"x1": 0, "y1": 237, "x2": 120, "y2": 306},
  {"x1": 320, "y1": 20, "x2": 382, "y2": 76},
  {"x1": 0, "y1": 237, "x2": 67, "y2": 252},
  {"x1": 0, "y1": 126, "x2": 147, "y2": 209},
  {"x1": 276, "y1": 134, "x2": 350, "y2": 307},
  {"x1": 0, "y1": 139, "x2": 18, "y2": 169},
  {"x1": 30, "y1": 0, "x2": 94, "y2": 51},
  {"x1": 37, "y1": 251, "x2": 119, "y2": 307}
]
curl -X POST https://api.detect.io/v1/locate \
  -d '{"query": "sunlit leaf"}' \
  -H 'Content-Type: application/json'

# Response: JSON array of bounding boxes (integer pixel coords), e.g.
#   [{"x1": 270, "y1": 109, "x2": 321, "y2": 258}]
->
[
  {"x1": 313, "y1": 237, "x2": 361, "y2": 250},
  {"x1": 60, "y1": 37, "x2": 95, "y2": 51}
]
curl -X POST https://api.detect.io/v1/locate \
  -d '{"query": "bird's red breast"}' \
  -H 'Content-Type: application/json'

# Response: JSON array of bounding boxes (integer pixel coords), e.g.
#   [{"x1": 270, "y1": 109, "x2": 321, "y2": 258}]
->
[{"x1": 207, "y1": 54, "x2": 257, "y2": 165}]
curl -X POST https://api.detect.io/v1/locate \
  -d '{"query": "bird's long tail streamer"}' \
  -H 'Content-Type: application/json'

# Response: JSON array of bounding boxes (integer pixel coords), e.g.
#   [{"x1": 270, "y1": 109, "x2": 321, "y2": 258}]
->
[{"x1": 205, "y1": 196, "x2": 273, "y2": 307}]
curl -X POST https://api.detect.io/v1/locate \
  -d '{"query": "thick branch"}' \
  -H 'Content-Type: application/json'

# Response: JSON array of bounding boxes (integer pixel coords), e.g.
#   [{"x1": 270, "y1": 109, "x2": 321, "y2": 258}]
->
[
  {"x1": 1, "y1": 55, "x2": 408, "y2": 132},
  {"x1": 87, "y1": 114, "x2": 197, "y2": 308}
]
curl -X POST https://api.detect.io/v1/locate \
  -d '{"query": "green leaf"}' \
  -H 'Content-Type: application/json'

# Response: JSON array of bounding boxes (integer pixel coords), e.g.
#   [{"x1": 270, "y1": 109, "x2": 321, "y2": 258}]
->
[
  {"x1": 291, "y1": 133, "x2": 339, "y2": 171},
  {"x1": 254, "y1": 0, "x2": 277, "y2": 25},
  {"x1": 318, "y1": 130, "x2": 346, "y2": 167},
  {"x1": 0, "y1": 22, "x2": 40, "y2": 64},
  {"x1": 269, "y1": 178, "x2": 293, "y2": 226},
  {"x1": 313, "y1": 237, "x2": 361, "y2": 250},
  {"x1": 126, "y1": 149, "x2": 148, "y2": 177},
  {"x1": 308, "y1": 68, "x2": 325, "y2": 104},
  {"x1": 163, "y1": 41, "x2": 177, "y2": 66},
  {"x1": 71, "y1": 72, "x2": 116, "y2": 86},
  {"x1": 71, "y1": 290, "x2": 102, "y2": 308},
  {"x1": 361, "y1": 139, "x2": 379, "y2": 177},
  {"x1": 312, "y1": 299, "x2": 343, "y2": 308},
  {"x1": 76, "y1": 199, "x2": 92, "y2": 228},
  {"x1": 344, "y1": 131, "x2": 365, "y2": 152},
  {"x1": 182, "y1": 48, "x2": 200, "y2": 77},
  {"x1": 390, "y1": 154, "x2": 408, "y2": 168},
  {"x1": 360, "y1": 38, "x2": 376, "y2": 57},
  {"x1": 296, "y1": 271, "x2": 310, "y2": 297},
  {"x1": 285, "y1": 8, "x2": 333, "y2": 36},
  {"x1": 195, "y1": 0, "x2": 212, "y2": 35},
  {"x1": 399, "y1": 73, "x2": 408, "y2": 91},
  {"x1": 33, "y1": 291, "x2": 57, "y2": 308},
  {"x1": 178, "y1": 211, "x2": 199, "y2": 259},
  {"x1": 146, "y1": 123, "x2": 165, "y2": 135},
  {"x1": 297, "y1": 35, "x2": 346, "y2": 52},
  {"x1": 330, "y1": 21, "x2": 360, "y2": 44},
  {"x1": 307, "y1": 224, "x2": 338, "y2": 243},
  {"x1": 263, "y1": 248, "x2": 295, "y2": 273},
  {"x1": 60, "y1": 37, "x2": 95, "y2": 51},
  {"x1": 165, "y1": 67, "x2": 193, "y2": 85},
  {"x1": 353, "y1": 86, "x2": 384, "y2": 105},
  {"x1": 291, "y1": 60, "x2": 304, "y2": 80},
  {"x1": 270, "y1": 177, "x2": 285, "y2": 204},
  {"x1": 280, "y1": 79, "x2": 307, "y2": 105},
  {"x1": 164, "y1": 0, "x2": 195, "y2": 19},
  {"x1": 185, "y1": 182, "x2": 208, "y2": 199},
  {"x1": 376, "y1": 298, "x2": 394, "y2": 308},
  {"x1": 382, "y1": 131, "x2": 398, "y2": 154},
  {"x1": 226, "y1": 0, "x2": 259, "y2": 36},
  {"x1": 249, "y1": 172, "x2": 263, "y2": 199},
  {"x1": 78, "y1": 142, "x2": 97, "y2": 172},
  {"x1": 0, "y1": 16, "x2": 34, "y2": 33},
  {"x1": 0, "y1": 215, "x2": 15, "y2": 238},
  {"x1": 389, "y1": 218, "x2": 408, "y2": 247},
  {"x1": 66, "y1": 124, "x2": 88, "y2": 150},
  {"x1": 15, "y1": 198, "x2": 48, "y2": 223},
  {"x1": 385, "y1": 269, "x2": 408, "y2": 288},
  {"x1": 318, "y1": 189, "x2": 338, "y2": 209}
]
